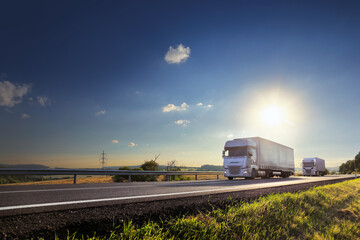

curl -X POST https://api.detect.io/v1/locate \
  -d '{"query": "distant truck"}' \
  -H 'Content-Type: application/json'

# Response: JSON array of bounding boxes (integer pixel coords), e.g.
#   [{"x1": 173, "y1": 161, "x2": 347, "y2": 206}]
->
[
  {"x1": 223, "y1": 137, "x2": 294, "y2": 180},
  {"x1": 302, "y1": 158, "x2": 326, "y2": 176}
]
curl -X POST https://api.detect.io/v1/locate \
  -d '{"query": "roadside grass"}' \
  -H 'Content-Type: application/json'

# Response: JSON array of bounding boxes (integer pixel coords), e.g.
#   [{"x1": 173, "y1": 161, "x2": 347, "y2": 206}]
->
[
  {"x1": 4, "y1": 175, "x2": 226, "y2": 186},
  {"x1": 2, "y1": 176, "x2": 114, "y2": 186},
  {"x1": 63, "y1": 178, "x2": 360, "y2": 240}
]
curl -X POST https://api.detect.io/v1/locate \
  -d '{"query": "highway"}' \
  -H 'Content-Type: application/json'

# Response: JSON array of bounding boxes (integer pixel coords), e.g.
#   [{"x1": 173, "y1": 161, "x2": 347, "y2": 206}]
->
[{"x1": 0, "y1": 175, "x2": 353, "y2": 217}]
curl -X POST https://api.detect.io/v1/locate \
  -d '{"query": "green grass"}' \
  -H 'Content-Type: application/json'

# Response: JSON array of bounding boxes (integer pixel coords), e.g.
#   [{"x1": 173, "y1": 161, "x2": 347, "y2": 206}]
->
[{"x1": 62, "y1": 179, "x2": 360, "y2": 240}]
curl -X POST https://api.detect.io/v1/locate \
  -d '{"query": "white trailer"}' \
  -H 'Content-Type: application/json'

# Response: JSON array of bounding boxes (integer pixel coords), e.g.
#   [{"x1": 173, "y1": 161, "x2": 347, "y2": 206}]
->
[
  {"x1": 223, "y1": 137, "x2": 294, "y2": 180},
  {"x1": 302, "y1": 157, "x2": 326, "y2": 176}
]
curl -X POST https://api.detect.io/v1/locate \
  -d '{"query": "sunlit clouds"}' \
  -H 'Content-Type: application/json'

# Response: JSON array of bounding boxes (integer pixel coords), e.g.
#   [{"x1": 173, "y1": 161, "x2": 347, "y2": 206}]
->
[
  {"x1": 162, "y1": 102, "x2": 189, "y2": 112},
  {"x1": 0, "y1": 81, "x2": 31, "y2": 107},
  {"x1": 128, "y1": 142, "x2": 137, "y2": 147},
  {"x1": 165, "y1": 44, "x2": 191, "y2": 64},
  {"x1": 174, "y1": 119, "x2": 190, "y2": 127},
  {"x1": 37, "y1": 96, "x2": 51, "y2": 106},
  {"x1": 112, "y1": 140, "x2": 119, "y2": 144}
]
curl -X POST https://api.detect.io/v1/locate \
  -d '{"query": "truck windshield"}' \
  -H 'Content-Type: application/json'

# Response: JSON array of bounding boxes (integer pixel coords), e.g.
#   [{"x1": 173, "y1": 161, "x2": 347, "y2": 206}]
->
[
  {"x1": 225, "y1": 147, "x2": 248, "y2": 157},
  {"x1": 303, "y1": 162, "x2": 314, "y2": 167}
]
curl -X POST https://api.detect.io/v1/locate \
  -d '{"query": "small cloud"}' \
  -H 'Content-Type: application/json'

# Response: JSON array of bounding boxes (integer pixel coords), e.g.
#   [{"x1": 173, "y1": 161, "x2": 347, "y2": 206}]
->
[
  {"x1": 21, "y1": 113, "x2": 30, "y2": 119},
  {"x1": 162, "y1": 102, "x2": 189, "y2": 112},
  {"x1": 227, "y1": 134, "x2": 234, "y2": 139},
  {"x1": 0, "y1": 81, "x2": 31, "y2": 107},
  {"x1": 112, "y1": 139, "x2": 119, "y2": 144},
  {"x1": 196, "y1": 103, "x2": 203, "y2": 106},
  {"x1": 128, "y1": 142, "x2": 137, "y2": 147},
  {"x1": 165, "y1": 44, "x2": 191, "y2": 64},
  {"x1": 134, "y1": 91, "x2": 142, "y2": 96},
  {"x1": 206, "y1": 104, "x2": 213, "y2": 108},
  {"x1": 37, "y1": 96, "x2": 51, "y2": 106},
  {"x1": 96, "y1": 110, "x2": 106, "y2": 116},
  {"x1": 174, "y1": 119, "x2": 190, "y2": 127}
]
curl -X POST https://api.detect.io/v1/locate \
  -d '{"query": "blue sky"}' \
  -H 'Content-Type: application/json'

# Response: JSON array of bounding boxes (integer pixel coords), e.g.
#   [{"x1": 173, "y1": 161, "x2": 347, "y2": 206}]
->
[{"x1": 1, "y1": 0, "x2": 359, "y2": 168}]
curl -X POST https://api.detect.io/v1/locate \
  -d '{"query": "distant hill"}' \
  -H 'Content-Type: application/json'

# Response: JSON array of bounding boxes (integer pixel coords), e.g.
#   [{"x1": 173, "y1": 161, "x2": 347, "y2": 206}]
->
[{"x1": 0, "y1": 164, "x2": 50, "y2": 169}]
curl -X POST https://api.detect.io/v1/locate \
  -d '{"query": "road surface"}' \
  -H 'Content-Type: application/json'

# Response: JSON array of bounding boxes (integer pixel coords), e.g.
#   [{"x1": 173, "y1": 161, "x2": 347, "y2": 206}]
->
[{"x1": 0, "y1": 175, "x2": 352, "y2": 217}]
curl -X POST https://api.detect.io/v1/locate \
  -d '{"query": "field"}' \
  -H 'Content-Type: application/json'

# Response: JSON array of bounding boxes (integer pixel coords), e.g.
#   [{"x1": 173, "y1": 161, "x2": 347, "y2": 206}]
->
[
  {"x1": 2, "y1": 174, "x2": 227, "y2": 186},
  {"x1": 61, "y1": 178, "x2": 360, "y2": 240}
]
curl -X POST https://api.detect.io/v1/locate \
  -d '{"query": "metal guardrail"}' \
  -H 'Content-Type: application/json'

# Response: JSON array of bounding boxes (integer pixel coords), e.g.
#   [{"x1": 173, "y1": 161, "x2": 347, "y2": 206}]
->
[{"x1": 0, "y1": 169, "x2": 224, "y2": 184}]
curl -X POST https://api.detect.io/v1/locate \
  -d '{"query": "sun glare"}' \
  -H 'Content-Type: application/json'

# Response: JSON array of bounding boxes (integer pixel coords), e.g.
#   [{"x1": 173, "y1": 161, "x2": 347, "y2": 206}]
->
[{"x1": 260, "y1": 105, "x2": 286, "y2": 126}]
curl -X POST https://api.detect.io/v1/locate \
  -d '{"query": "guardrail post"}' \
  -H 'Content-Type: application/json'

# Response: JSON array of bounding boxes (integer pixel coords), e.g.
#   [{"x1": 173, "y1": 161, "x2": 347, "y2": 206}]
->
[
  {"x1": 74, "y1": 174, "x2": 77, "y2": 184},
  {"x1": 128, "y1": 175, "x2": 131, "y2": 182},
  {"x1": 195, "y1": 175, "x2": 197, "y2": 180}
]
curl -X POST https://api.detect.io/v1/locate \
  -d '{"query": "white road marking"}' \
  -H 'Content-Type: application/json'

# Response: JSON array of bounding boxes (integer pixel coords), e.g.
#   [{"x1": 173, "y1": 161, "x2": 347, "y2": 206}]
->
[
  {"x1": 0, "y1": 180, "x2": 227, "y2": 194},
  {"x1": 0, "y1": 176, "x2": 352, "y2": 211},
  {"x1": 0, "y1": 179, "x2": 310, "y2": 211}
]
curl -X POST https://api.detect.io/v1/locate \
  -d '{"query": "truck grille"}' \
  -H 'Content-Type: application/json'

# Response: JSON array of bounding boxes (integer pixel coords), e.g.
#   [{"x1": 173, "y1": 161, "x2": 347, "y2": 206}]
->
[
  {"x1": 229, "y1": 166, "x2": 241, "y2": 175},
  {"x1": 305, "y1": 169, "x2": 311, "y2": 175}
]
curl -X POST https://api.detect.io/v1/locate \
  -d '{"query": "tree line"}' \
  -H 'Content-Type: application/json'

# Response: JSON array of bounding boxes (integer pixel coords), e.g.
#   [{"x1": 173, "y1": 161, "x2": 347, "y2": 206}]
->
[{"x1": 339, "y1": 152, "x2": 360, "y2": 174}]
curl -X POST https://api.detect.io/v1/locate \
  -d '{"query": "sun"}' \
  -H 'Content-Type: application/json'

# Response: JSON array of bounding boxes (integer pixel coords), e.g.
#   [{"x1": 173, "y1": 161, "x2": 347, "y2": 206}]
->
[{"x1": 260, "y1": 105, "x2": 286, "y2": 126}]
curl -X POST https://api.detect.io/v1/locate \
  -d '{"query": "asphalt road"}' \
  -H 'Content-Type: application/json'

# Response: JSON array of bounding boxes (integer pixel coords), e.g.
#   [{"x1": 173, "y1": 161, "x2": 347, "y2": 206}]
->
[{"x1": 0, "y1": 175, "x2": 353, "y2": 217}]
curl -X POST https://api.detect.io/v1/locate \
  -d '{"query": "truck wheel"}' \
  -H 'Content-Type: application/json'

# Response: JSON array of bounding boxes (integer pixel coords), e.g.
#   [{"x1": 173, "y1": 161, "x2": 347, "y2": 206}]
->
[
  {"x1": 251, "y1": 169, "x2": 256, "y2": 179},
  {"x1": 265, "y1": 171, "x2": 271, "y2": 179},
  {"x1": 228, "y1": 177, "x2": 233, "y2": 180},
  {"x1": 281, "y1": 172, "x2": 289, "y2": 178}
]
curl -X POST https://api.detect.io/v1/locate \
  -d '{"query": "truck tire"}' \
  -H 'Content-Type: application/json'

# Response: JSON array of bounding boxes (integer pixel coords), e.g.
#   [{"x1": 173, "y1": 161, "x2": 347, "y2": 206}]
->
[
  {"x1": 251, "y1": 169, "x2": 256, "y2": 179},
  {"x1": 281, "y1": 172, "x2": 289, "y2": 178},
  {"x1": 228, "y1": 177, "x2": 233, "y2": 180},
  {"x1": 265, "y1": 171, "x2": 271, "y2": 179}
]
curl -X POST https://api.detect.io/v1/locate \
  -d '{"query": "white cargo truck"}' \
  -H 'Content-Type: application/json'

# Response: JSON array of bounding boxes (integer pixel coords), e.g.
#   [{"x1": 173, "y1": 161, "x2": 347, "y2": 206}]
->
[
  {"x1": 302, "y1": 157, "x2": 326, "y2": 176},
  {"x1": 223, "y1": 137, "x2": 294, "y2": 180}
]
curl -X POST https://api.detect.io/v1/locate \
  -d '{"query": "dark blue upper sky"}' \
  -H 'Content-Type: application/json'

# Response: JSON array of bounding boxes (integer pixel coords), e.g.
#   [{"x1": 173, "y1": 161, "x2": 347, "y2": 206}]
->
[{"x1": 1, "y1": 0, "x2": 359, "y2": 167}]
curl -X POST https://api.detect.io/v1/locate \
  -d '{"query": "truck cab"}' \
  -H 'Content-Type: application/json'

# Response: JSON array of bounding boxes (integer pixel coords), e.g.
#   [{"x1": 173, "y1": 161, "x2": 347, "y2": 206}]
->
[
  {"x1": 223, "y1": 139, "x2": 258, "y2": 179},
  {"x1": 302, "y1": 157, "x2": 326, "y2": 176}
]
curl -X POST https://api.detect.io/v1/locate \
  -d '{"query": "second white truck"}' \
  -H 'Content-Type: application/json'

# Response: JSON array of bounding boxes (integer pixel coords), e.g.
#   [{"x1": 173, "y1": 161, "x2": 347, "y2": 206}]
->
[
  {"x1": 302, "y1": 157, "x2": 326, "y2": 176},
  {"x1": 223, "y1": 137, "x2": 294, "y2": 180}
]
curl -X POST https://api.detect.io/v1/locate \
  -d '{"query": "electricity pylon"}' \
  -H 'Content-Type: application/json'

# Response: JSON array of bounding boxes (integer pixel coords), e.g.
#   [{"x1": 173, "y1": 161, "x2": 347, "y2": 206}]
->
[{"x1": 99, "y1": 150, "x2": 108, "y2": 169}]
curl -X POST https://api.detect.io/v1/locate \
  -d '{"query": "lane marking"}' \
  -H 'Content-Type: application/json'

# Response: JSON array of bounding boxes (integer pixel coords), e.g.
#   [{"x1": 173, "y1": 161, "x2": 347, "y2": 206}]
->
[
  {"x1": 0, "y1": 176, "x2": 351, "y2": 211},
  {"x1": 0, "y1": 179, "x2": 319, "y2": 211},
  {"x1": 0, "y1": 180, "x2": 228, "y2": 194}
]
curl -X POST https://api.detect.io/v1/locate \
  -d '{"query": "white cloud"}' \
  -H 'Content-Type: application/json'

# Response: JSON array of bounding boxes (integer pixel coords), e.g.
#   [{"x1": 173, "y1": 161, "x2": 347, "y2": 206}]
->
[
  {"x1": 0, "y1": 81, "x2": 31, "y2": 107},
  {"x1": 134, "y1": 91, "x2": 142, "y2": 95},
  {"x1": 227, "y1": 134, "x2": 234, "y2": 139},
  {"x1": 37, "y1": 96, "x2": 51, "y2": 106},
  {"x1": 96, "y1": 110, "x2": 106, "y2": 116},
  {"x1": 128, "y1": 142, "x2": 137, "y2": 147},
  {"x1": 162, "y1": 102, "x2": 189, "y2": 112},
  {"x1": 197, "y1": 102, "x2": 213, "y2": 109},
  {"x1": 21, "y1": 113, "x2": 30, "y2": 119},
  {"x1": 112, "y1": 139, "x2": 119, "y2": 144},
  {"x1": 164, "y1": 44, "x2": 191, "y2": 64},
  {"x1": 174, "y1": 119, "x2": 190, "y2": 127}
]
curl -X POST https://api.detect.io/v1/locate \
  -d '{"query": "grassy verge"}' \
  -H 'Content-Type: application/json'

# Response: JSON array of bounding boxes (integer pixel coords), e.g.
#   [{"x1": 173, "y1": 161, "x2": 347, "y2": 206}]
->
[
  {"x1": 62, "y1": 178, "x2": 360, "y2": 240},
  {"x1": 4, "y1": 175, "x2": 226, "y2": 186}
]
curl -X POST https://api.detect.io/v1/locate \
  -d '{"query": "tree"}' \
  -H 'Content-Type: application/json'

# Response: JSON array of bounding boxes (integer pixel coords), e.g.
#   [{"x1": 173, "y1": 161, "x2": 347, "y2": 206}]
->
[
  {"x1": 112, "y1": 166, "x2": 131, "y2": 182},
  {"x1": 139, "y1": 154, "x2": 160, "y2": 181}
]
